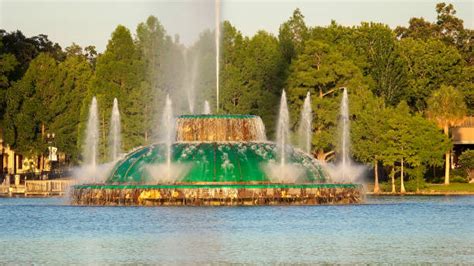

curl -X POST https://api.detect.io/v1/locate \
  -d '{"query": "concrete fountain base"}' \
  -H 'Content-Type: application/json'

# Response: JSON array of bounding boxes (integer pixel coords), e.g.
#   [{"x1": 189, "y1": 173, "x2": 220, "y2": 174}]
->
[{"x1": 71, "y1": 183, "x2": 363, "y2": 206}]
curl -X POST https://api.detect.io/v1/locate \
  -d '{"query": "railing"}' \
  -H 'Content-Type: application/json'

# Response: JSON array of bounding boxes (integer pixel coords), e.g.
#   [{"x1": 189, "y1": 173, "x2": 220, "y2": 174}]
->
[{"x1": 25, "y1": 179, "x2": 75, "y2": 196}]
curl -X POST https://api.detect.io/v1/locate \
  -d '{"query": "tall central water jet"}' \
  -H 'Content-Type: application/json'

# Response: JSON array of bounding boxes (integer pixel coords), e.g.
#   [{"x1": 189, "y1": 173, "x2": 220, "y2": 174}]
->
[
  {"x1": 84, "y1": 97, "x2": 99, "y2": 169},
  {"x1": 184, "y1": 52, "x2": 198, "y2": 114},
  {"x1": 109, "y1": 98, "x2": 121, "y2": 161},
  {"x1": 161, "y1": 95, "x2": 174, "y2": 179},
  {"x1": 340, "y1": 88, "x2": 350, "y2": 180},
  {"x1": 215, "y1": 0, "x2": 221, "y2": 113},
  {"x1": 299, "y1": 92, "x2": 312, "y2": 154},
  {"x1": 276, "y1": 90, "x2": 290, "y2": 181}
]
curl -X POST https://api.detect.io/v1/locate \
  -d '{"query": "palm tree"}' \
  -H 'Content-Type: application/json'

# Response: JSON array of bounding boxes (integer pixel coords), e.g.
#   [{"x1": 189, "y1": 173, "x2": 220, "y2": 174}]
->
[{"x1": 426, "y1": 85, "x2": 467, "y2": 185}]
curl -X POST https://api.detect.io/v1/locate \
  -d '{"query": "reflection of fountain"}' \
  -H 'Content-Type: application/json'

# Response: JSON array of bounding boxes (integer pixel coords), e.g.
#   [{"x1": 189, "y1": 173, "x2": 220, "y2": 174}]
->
[
  {"x1": 203, "y1": 100, "x2": 211, "y2": 114},
  {"x1": 83, "y1": 97, "x2": 99, "y2": 170},
  {"x1": 109, "y1": 98, "x2": 121, "y2": 161},
  {"x1": 276, "y1": 90, "x2": 290, "y2": 181},
  {"x1": 299, "y1": 92, "x2": 312, "y2": 154},
  {"x1": 161, "y1": 95, "x2": 174, "y2": 180},
  {"x1": 340, "y1": 88, "x2": 350, "y2": 180}
]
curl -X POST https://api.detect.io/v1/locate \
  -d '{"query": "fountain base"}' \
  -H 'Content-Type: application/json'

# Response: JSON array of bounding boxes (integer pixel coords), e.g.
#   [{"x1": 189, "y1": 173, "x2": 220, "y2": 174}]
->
[{"x1": 71, "y1": 183, "x2": 363, "y2": 206}]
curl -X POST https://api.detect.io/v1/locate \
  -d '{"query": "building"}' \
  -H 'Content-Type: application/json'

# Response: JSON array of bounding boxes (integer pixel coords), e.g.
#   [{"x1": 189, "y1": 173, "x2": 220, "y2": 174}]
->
[
  {"x1": 0, "y1": 135, "x2": 55, "y2": 180},
  {"x1": 452, "y1": 116, "x2": 474, "y2": 167}
]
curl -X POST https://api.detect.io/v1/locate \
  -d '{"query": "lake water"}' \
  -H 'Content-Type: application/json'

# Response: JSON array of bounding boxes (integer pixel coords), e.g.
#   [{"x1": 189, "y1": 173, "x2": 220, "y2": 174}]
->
[{"x1": 0, "y1": 196, "x2": 473, "y2": 264}]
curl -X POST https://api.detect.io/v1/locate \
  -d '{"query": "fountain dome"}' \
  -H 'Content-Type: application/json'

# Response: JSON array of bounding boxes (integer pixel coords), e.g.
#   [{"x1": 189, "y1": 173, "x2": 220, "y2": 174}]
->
[{"x1": 107, "y1": 114, "x2": 326, "y2": 184}]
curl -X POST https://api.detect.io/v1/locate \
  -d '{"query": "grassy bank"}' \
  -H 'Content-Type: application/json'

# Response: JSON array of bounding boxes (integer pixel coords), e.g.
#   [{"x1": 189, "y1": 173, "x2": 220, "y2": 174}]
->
[
  {"x1": 366, "y1": 182, "x2": 474, "y2": 195},
  {"x1": 423, "y1": 183, "x2": 474, "y2": 193}
]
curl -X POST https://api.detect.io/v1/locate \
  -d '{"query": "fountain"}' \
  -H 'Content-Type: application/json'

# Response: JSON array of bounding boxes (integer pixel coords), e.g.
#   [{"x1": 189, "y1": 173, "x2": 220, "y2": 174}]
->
[
  {"x1": 340, "y1": 88, "x2": 350, "y2": 180},
  {"x1": 203, "y1": 100, "x2": 211, "y2": 114},
  {"x1": 215, "y1": 0, "x2": 220, "y2": 113},
  {"x1": 109, "y1": 98, "x2": 121, "y2": 162},
  {"x1": 184, "y1": 52, "x2": 198, "y2": 114},
  {"x1": 161, "y1": 95, "x2": 174, "y2": 180},
  {"x1": 83, "y1": 97, "x2": 99, "y2": 170},
  {"x1": 299, "y1": 92, "x2": 312, "y2": 154},
  {"x1": 276, "y1": 90, "x2": 290, "y2": 181},
  {"x1": 72, "y1": 2, "x2": 362, "y2": 205},
  {"x1": 72, "y1": 93, "x2": 362, "y2": 206}
]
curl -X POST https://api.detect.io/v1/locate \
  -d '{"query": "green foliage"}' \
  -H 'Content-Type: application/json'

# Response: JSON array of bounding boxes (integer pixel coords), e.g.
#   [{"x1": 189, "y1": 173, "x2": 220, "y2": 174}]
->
[
  {"x1": 379, "y1": 176, "x2": 428, "y2": 193},
  {"x1": 4, "y1": 51, "x2": 92, "y2": 161},
  {"x1": 458, "y1": 150, "x2": 474, "y2": 181},
  {"x1": 90, "y1": 25, "x2": 146, "y2": 160},
  {"x1": 399, "y1": 38, "x2": 464, "y2": 111},
  {"x1": 426, "y1": 85, "x2": 467, "y2": 130},
  {"x1": 221, "y1": 22, "x2": 285, "y2": 137},
  {"x1": 352, "y1": 23, "x2": 408, "y2": 105},
  {"x1": 278, "y1": 8, "x2": 308, "y2": 63},
  {"x1": 0, "y1": 41, "x2": 18, "y2": 125},
  {"x1": 286, "y1": 39, "x2": 366, "y2": 160},
  {"x1": 0, "y1": 2, "x2": 471, "y2": 175}
]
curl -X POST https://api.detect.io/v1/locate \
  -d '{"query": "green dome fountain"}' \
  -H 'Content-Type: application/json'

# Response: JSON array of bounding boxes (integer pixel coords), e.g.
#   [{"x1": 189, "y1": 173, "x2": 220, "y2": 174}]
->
[
  {"x1": 107, "y1": 142, "x2": 326, "y2": 184},
  {"x1": 72, "y1": 114, "x2": 362, "y2": 206}
]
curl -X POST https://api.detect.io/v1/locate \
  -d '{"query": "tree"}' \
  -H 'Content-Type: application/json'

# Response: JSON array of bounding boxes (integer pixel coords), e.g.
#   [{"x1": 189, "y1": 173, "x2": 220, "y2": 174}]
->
[
  {"x1": 220, "y1": 23, "x2": 285, "y2": 137},
  {"x1": 351, "y1": 95, "x2": 387, "y2": 193},
  {"x1": 286, "y1": 40, "x2": 366, "y2": 161},
  {"x1": 90, "y1": 25, "x2": 146, "y2": 159},
  {"x1": 278, "y1": 8, "x2": 308, "y2": 63},
  {"x1": 426, "y1": 85, "x2": 467, "y2": 184},
  {"x1": 0, "y1": 39, "x2": 18, "y2": 126},
  {"x1": 399, "y1": 38, "x2": 464, "y2": 111},
  {"x1": 395, "y1": 2, "x2": 473, "y2": 65},
  {"x1": 353, "y1": 23, "x2": 408, "y2": 105},
  {"x1": 0, "y1": 30, "x2": 64, "y2": 81},
  {"x1": 4, "y1": 53, "x2": 61, "y2": 171},
  {"x1": 50, "y1": 48, "x2": 93, "y2": 161}
]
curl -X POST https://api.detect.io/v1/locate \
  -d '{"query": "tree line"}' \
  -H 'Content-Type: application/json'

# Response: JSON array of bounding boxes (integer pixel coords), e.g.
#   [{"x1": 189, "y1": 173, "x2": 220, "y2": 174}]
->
[{"x1": 0, "y1": 3, "x2": 472, "y2": 189}]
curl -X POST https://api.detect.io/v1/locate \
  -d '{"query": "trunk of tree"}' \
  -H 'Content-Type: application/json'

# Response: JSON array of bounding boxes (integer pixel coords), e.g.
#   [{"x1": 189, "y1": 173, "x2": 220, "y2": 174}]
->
[
  {"x1": 391, "y1": 166, "x2": 396, "y2": 193},
  {"x1": 102, "y1": 113, "x2": 106, "y2": 163},
  {"x1": 400, "y1": 157, "x2": 406, "y2": 193},
  {"x1": 315, "y1": 149, "x2": 334, "y2": 162},
  {"x1": 445, "y1": 151, "x2": 450, "y2": 185},
  {"x1": 0, "y1": 128, "x2": 3, "y2": 175},
  {"x1": 373, "y1": 160, "x2": 380, "y2": 194},
  {"x1": 443, "y1": 125, "x2": 450, "y2": 185}
]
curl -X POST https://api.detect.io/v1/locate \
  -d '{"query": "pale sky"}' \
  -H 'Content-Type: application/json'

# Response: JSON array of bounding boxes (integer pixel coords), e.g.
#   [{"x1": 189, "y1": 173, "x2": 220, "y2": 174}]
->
[{"x1": 1, "y1": 0, "x2": 472, "y2": 52}]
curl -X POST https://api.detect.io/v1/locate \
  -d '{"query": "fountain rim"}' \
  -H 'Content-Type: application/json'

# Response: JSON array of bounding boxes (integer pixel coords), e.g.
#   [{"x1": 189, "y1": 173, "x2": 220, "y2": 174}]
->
[
  {"x1": 73, "y1": 183, "x2": 362, "y2": 190},
  {"x1": 177, "y1": 114, "x2": 260, "y2": 119}
]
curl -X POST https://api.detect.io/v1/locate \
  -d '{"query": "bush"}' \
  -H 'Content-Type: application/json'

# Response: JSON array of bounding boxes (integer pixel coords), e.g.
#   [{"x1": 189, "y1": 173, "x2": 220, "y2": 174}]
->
[
  {"x1": 458, "y1": 150, "x2": 474, "y2": 181},
  {"x1": 450, "y1": 168, "x2": 468, "y2": 182},
  {"x1": 450, "y1": 175, "x2": 468, "y2": 183}
]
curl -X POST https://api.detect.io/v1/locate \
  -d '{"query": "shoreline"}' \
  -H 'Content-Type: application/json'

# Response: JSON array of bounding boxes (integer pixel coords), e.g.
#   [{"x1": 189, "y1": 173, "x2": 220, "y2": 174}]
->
[{"x1": 366, "y1": 191, "x2": 474, "y2": 196}]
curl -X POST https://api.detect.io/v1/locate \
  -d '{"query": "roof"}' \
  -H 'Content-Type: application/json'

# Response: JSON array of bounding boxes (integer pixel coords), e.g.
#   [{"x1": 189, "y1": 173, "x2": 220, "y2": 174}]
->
[{"x1": 453, "y1": 116, "x2": 474, "y2": 128}]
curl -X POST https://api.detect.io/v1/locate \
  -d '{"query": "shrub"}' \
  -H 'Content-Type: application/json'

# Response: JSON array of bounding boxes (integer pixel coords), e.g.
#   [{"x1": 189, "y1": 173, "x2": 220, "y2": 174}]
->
[
  {"x1": 450, "y1": 175, "x2": 468, "y2": 183},
  {"x1": 458, "y1": 150, "x2": 474, "y2": 181}
]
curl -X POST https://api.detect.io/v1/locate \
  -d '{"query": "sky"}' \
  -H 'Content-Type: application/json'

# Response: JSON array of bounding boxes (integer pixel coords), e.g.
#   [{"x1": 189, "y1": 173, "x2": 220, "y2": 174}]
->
[{"x1": 1, "y1": 0, "x2": 472, "y2": 52}]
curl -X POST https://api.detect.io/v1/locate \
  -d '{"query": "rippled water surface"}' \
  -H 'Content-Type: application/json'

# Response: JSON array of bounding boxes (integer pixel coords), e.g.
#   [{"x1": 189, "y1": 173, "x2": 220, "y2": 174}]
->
[{"x1": 1, "y1": 196, "x2": 473, "y2": 264}]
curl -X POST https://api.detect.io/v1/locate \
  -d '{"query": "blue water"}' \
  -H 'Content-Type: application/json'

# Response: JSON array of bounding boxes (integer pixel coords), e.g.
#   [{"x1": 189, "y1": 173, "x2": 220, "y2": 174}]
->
[{"x1": 0, "y1": 196, "x2": 473, "y2": 264}]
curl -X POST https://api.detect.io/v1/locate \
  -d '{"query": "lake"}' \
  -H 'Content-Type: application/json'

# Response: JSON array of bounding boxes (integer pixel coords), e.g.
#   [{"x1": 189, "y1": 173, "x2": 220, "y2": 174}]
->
[{"x1": 0, "y1": 196, "x2": 473, "y2": 264}]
